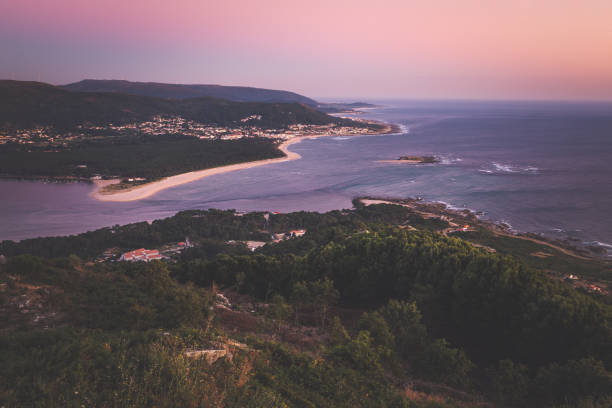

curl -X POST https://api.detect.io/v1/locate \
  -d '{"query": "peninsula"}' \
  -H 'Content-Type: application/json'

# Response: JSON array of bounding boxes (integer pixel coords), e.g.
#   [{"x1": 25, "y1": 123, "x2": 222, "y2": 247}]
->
[
  {"x1": 93, "y1": 123, "x2": 394, "y2": 201},
  {"x1": 0, "y1": 80, "x2": 392, "y2": 198}
]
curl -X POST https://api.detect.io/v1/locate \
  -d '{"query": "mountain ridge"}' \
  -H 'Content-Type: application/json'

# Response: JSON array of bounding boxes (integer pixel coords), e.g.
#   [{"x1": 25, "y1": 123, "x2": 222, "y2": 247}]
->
[
  {"x1": 62, "y1": 79, "x2": 319, "y2": 105},
  {"x1": 0, "y1": 80, "x2": 345, "y2": 130}
]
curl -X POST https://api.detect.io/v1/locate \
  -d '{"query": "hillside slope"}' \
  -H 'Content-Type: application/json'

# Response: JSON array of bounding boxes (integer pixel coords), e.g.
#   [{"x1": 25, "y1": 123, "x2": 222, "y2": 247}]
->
[
  {"x1": 2, "y1": 206, "x2": 611, "y2": 407},
  {"x1": 0, "y1": 80, "x2": 343, "y2": 131},
  {"x1": 63, "y1": 79, "x2": 318, "y2": 105}
]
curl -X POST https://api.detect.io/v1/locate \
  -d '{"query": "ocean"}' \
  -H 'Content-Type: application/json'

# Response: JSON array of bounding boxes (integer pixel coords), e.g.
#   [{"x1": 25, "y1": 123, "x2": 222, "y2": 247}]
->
[{"x1": 1, "y1": 100, "x2": 611, "y2": 255}]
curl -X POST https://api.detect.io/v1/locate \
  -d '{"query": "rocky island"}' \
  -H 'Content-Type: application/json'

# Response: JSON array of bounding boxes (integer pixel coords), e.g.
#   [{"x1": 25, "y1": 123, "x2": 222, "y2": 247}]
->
[
  {"x1": 378, "y1": 155, "x2": 440, "y2": 164},
  {"x1": 398, "y1": 155, "x2": 439, "y2": 163}
]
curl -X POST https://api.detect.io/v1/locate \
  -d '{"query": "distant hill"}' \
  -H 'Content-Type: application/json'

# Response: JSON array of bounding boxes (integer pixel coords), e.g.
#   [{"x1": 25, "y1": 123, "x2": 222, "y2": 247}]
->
[
  {"x1": 0, "y1": 80, "x2": 344, "y2": 131},
  {"x1": 62, "y1": 79, "x2": 319, "y2": 106}
]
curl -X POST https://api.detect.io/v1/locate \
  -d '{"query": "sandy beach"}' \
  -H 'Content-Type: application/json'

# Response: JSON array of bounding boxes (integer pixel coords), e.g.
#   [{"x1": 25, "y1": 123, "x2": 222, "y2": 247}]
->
[
  {"x1": 92, "y1": 129, "x2": 380, "y2": 202},
  {"x1": 92, "y1": 124, "x2": 395, "y2": 202},
  {"x1": 91, "y1": 138, "x2": 303, "y2": 202}
]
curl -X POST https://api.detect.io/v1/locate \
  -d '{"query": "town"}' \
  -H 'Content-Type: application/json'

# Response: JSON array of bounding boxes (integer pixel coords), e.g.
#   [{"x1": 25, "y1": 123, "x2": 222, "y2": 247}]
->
[
  {"x1": 98, "y1": 229, "x2": 307, "y2": 263},
  {"x1": 0, "y1": 115, "x2": 384, "y2": 147}
]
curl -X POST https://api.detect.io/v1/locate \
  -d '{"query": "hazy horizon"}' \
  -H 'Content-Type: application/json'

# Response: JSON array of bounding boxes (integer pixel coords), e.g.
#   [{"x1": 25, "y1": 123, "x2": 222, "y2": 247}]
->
[
  {"x1": 2, "y1": 0, "x2": 612, "y2": 101},
  {"x1": 6, "y1": 77, "x2": 612, "y2": 104}
]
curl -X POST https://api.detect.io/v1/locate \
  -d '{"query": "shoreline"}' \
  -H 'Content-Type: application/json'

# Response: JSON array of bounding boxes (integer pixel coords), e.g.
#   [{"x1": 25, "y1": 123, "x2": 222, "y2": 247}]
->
[
  {"x1": 91, "y1": 137, "x2": 302, "y2": 202},
  {"x1": 92, "y1": 124, "x2": 396, "y2": 202},
  {"x1": 357, "y1": 197, "x2": 604, "y2": 260}
]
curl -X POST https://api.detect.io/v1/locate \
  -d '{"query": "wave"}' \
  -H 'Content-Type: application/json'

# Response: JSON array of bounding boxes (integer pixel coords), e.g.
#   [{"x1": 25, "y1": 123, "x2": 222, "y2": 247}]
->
[
  {"x1": 398, "y1": 124, "x2": 410, "y2": 134},
  {"x1": 383, "y1": 123, "x2": 410, "y2": 136},
  {"x1": 434, "y1": 200, "x2": 478, "y2": 214},
  {"x1": 479, "y1": 162, "x2": 540, "y2": 175},
  {"x1": 497, "y1": 219, "x2": 517, "y2": 232},
  {"x1": 493, "y1": 163, "x2": 515, "y2": 173},
  {"x1": 587, "y1": 241, "x2": 612, "y2": 249},
  {"x1": 439, "y1": 156, "x2": 462, "y2": 165}
]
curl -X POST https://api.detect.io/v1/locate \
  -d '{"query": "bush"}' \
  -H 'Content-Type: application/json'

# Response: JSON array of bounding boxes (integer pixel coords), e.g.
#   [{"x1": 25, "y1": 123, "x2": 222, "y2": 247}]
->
[
  {"x1": 380, "y1": 300, "x2": 428, "y2": 359},
  {"x1": 357, "y1": 311, "x2": 395, "y2": 350},
  {"x1": 533, "y1": 358, "x2": 612, "y2": 406},
  {"x1": 487, "y1": 359, "x2": 530, "y2": 405},
  {"x1": 415, "y1": 339, "x2": 474, "y2": 387}
]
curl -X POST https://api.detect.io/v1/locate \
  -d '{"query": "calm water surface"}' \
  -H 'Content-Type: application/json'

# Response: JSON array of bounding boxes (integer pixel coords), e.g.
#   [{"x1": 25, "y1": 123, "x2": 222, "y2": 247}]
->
[{"x1": 1, "y1": 100, "x2": 611, "y2": 255}]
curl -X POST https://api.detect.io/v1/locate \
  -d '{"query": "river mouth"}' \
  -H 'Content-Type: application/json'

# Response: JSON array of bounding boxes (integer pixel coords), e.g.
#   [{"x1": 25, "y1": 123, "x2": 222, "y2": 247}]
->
[{"x1": 1, "y1": 100, "x2": 611, "y2": 255}]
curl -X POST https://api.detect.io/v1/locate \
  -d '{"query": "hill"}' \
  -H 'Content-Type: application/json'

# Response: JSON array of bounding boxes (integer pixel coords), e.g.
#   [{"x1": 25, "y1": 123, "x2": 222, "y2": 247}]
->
[
  {"x1": 0, "y1": 81, "x2": 387, "y2": 183},
  {"x1": 0, "y1": 80, "x2": 345, "y2": 131},
  {"x1": 1, "y1": 204, "x2": 611, "y2": 407},
  {"x1": 63, "y1": 79, "x2": 319, "y2": 105},
  {"x1": 61, "y1": 80, "x2": 379, "y2": 114}
]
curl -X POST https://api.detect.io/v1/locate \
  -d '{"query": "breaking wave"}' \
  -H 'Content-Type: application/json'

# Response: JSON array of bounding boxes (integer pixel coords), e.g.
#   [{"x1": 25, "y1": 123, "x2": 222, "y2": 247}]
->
[{"x1": 479, "y1": 162, "x2": 540, "y2": 175}]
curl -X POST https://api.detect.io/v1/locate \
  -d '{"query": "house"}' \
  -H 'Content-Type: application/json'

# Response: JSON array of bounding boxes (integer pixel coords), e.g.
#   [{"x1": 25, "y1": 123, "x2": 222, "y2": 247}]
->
[
  {"x1": 246, "y1": 241, "x2": 266, "y2": 252},
  {"x1": 290, "y1": 229, "x2": 306, "y2": 237},
  {"x1": 120, "y1": 248, "x2": 163, "y2": 262},
  {"x1": 177, "y1": 237, "x2": 193, "y2": 249},
  {"x1": 272, "y1": 233, "x2": 286, "y2": 241},
  {"x1": 147, "y1": 253, "x2": 163, "y2": 261}
]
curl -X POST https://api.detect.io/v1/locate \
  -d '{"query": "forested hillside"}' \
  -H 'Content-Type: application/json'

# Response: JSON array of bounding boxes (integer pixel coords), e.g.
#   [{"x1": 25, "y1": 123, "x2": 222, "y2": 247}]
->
[
  {"x1": 1, "y1": 204, "x2": 611, "y2": 407},
  {"x1": 0, "y1": 81, "x2": 343, "y2": 131}
]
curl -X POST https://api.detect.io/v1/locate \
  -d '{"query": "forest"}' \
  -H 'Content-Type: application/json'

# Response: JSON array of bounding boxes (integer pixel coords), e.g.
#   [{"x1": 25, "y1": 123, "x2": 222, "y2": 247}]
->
[
  {"x1": 0, "y1": 136, "x2": 284, "y2": 180},
  {"x1": 1, "y1": 204, "x2": 611, "y2": 407},
  {"x1": 0, "y1": 80, "x2": 361, "y2": 131}
]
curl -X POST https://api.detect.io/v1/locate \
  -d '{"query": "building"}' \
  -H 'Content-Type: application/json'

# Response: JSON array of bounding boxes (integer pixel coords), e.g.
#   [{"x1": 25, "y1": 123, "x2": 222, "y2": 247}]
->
[
  {"x1": 245, "y1": 241, "x2": 266, "y2": 252},
  {"x1": 120, "y1": 248, "x2": 163, "y2": 262},
  {"x1": 178, "y1": 236, "x2": 193, "y2": 248},
  {"x1": 290, "y1": 229, "x2": 306, "y2": 237}
]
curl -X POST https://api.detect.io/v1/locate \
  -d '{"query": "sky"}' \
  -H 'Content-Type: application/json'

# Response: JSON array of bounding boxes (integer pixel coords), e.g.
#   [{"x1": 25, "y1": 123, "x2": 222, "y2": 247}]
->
[{"x1": 1, "y1": 0, "x2": 612, "y2": 100}]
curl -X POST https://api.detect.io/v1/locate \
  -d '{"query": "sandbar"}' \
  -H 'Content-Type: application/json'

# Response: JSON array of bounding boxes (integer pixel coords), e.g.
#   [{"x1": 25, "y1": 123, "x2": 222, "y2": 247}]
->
[
  {"x1": 92, "y1": 124, "x2": 395, "y2": 202},
  {"x1": 91, "y1": 138, "x2": 304, "y2": 202}
]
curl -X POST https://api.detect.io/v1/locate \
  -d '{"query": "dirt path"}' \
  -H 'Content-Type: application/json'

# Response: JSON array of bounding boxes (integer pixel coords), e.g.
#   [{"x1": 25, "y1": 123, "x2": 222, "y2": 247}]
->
[
  {"x1": 490, "y1": 229, "x2": 592, "y2": 260},
  {"x1": 361, "y1": 198, "x2": 592, "y2": 260}
]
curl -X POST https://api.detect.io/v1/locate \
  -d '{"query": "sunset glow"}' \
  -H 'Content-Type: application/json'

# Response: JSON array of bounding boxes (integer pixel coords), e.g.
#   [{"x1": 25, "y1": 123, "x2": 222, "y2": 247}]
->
[{"x1": 2, "y1": 0, "x2": 612, "y2": 99}]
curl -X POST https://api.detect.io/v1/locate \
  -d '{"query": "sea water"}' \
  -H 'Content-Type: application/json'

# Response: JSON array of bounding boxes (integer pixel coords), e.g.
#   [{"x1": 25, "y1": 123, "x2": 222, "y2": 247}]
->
[{"x1": 1, "y1": 100, "x2": 611, "y2": 255}]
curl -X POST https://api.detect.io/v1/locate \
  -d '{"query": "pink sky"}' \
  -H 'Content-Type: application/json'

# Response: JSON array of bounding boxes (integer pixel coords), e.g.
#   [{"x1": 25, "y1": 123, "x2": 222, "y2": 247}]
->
[{"x1": 1, "y1": 0, "x2": 612, "y2": 100}]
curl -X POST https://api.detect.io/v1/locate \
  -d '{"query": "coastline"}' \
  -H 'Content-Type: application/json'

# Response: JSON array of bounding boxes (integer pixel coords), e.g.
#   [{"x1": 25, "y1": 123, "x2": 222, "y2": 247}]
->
[
  {"x1": 92, "y1": 124, "x2": 396, "y2": 202},
  {"x1": 357, "y1": 197, "x2": 601, "y2": 260},
  {"x1": 91, "y1": 137, "x2": 302, "y2": 202}
]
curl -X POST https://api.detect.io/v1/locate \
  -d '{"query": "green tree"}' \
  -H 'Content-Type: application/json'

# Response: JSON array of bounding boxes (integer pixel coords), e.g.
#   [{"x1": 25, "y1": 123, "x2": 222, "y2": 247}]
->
[
  {"x1": 534, "y1": 358, "x2": 612, "y2": 406},
  {"x1": 327, "y1": 331, "x2": 384, "y2": 372},
  {"x1": 329, "y1": 316, "x2": 350, "y2": 345},
  {"x1": 234, "y1": 271, "x2": 246, "y2": 292},
  {"x1": 487, "y1": 359, "x2": 530, "y2": 405},
  {"x1": 415, "y1": 338, "x2": 474, "y2": 387},
  {"x1": 267, "y1": 295, "x2": 293, "y2": 336},
  {"x1": 290, "y1": 280, "x2": 310, "y2": 325},
  {"x1": 357, "y1": 311, "x2": 395, "y2": 350},
  {"x1": 380, "y1": 300, "x2": 427, "y2": 359},
  {"x1": 309, "y1": 278, "x2": 339, "y2": 329}
]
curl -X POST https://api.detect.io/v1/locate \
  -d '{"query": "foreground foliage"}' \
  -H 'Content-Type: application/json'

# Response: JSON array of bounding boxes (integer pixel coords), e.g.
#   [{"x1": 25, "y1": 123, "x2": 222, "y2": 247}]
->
[{"x1": 1, "y1": 205, "x2": 611, "y2": 407}]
